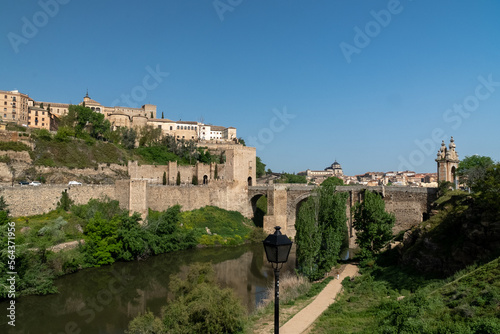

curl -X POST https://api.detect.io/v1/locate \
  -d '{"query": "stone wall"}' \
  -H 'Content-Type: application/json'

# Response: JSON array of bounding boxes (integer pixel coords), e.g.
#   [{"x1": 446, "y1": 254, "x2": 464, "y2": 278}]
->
[
  {"x1": 146, "y1": 180, "x2": 251, "y2": 217},
  {"x1": 0, "y1": 184, "x2": 116, "y2": 217},
  {"x1": 0, "y1": 131, "x2": 33, "y2": 148},
  {"x1": 128, "y1": 161, "x2": 219, "y2": 185}
]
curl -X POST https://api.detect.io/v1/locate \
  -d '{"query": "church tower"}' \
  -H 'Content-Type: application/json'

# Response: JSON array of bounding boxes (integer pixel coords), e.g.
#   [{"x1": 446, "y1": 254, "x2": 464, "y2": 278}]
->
[{"x1": 436, "y1": 137, "x2": 459, "y2": 186}]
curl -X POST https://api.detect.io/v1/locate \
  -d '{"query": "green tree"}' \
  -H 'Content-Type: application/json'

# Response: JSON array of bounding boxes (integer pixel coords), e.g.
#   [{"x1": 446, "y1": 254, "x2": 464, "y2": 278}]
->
[
  {"x1": 0, "y1": 196, "x2": 9, "y2": 226},
  {"x1": 295, "y1": 185, "x2": 348, "y2": 280},
  {"x1": 126, "y1": 311, "x2": 164, "y2": 334},
  {"x1": 56, "y1": 190, "x2": 74, "y2": 211},
  {"x1": 457, "y1": 155, "x2": 494, "y2": 191},
  {"x1": 138, "y1": 125, "x2": 162, "y2": 147},
  {"x1": 295, "y1": 198, "x2": 321, "y2": 279},
  {"x1": 277, "y1": 173, "x2": 307, "y2": 184},
  {"x1": 256, "y1": 156, "x2": 266, "y2": 178},
  {"x1": 161, "y1": 111, "x2": 164, "y2": 119},
  {"x1": 161, "y1": 263, "x2": 246, "y2": 333},
  {"x1": 353, "y1": 190, "x2": 395, "y2": 258},
  {"x1": 473, "y1": 163, "x2": 500, "y2": 213},
  {"x1": 192, "y1": 175, "x2": 198, "y2": 185},
  {"x1": 317, "y1": 186, "x2": 348, "y2": 271},
  {"x1": 163, "y1": 171, "x2": 167, "y2": 185},
  {"x1": 83, "y1": 213, "x2": 121, "y2": 266},
  {"x1": 176, "y1": 171, "x2": 181, "y2": 185},
  {"x1": 214, "y1": 164, "x2": 218, "y2": 180},
  {"x1": 321, "y1": 176, "x2": 344, "y2": 187},
  {"x1": 121, "y1": 127, "x2": 137, "y2": 149}
]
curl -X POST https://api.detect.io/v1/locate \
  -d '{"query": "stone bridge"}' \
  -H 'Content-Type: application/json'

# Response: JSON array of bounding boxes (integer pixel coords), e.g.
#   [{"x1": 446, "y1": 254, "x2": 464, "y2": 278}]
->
[{"x1": 249, "y1": 184, "x2": 438, "y2": 248}]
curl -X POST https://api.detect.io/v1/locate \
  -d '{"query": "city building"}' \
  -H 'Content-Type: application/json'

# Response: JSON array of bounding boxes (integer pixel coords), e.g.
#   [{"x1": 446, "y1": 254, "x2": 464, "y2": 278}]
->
[
  {"x1": 0, "y1": 89, "x2": 237, "y2": 142},
  {"x1": 298, "y1": 161, "x2": 344, "y2": 185}
]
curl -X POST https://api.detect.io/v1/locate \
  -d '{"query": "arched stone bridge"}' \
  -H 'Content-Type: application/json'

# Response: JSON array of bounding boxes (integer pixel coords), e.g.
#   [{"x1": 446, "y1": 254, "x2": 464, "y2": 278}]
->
[{"x1": 249, "y1": 184, "x2": 438, "y2": 247}]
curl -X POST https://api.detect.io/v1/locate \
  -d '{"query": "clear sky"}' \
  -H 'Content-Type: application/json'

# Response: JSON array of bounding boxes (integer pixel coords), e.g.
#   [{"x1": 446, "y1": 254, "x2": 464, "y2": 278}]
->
[{"x1": 1, "y1": 0, "x2": 499, "y2": 175}]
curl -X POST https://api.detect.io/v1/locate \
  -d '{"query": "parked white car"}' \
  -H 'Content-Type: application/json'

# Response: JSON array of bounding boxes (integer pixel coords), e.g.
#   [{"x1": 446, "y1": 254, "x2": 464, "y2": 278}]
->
[
  {"x1": 68, "y1": 181, "x2": 82, "y2": 186},
  {"x1": 29, "y1": 181, "x2": 41, "y2": 186}
]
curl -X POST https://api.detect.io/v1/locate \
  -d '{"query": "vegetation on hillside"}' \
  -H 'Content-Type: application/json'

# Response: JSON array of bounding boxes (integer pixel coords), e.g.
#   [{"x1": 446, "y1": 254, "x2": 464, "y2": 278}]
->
[
  {"x1": 307, "y1": 161, "x2": 500, "y2": 333},
  {"x1": 0, "y1": 106, "x2": 228, "y2": 173},
  {"x1": 0, "y1": 141, "x2": 31, "y2": 152},
  {"x1": 275, "y1": 172, "x2": 307, "y2": 184}
]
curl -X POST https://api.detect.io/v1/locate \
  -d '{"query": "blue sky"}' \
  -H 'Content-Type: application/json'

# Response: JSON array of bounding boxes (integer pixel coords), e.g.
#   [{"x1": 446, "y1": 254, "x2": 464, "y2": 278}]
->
[{"x1": 1, "y1": 0, "x2": 499, "y2": 175}]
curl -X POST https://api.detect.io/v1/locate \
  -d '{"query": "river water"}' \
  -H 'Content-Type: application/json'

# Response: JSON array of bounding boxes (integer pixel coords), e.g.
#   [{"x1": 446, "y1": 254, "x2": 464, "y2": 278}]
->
[{"x1": 1, "y1": 244, "x2": 296, "y2": 334}]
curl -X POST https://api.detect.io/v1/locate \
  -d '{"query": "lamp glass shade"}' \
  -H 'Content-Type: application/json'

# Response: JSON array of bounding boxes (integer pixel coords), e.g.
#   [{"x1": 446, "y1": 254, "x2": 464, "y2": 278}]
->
[{"x1": 263, "y1": 226, "x2": 293, "y2": 264}]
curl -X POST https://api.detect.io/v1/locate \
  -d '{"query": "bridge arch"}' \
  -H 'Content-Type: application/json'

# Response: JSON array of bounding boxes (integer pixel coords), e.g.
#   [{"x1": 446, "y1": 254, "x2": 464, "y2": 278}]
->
[{"x1": 249, "y1": 193, "x2": 267, "y2": 228}]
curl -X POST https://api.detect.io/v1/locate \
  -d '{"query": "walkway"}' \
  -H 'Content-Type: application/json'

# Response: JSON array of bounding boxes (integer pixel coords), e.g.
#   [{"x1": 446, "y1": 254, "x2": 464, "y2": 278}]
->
[{"x1": 280, "y1": 264, "x2": 359, "y2": 334}]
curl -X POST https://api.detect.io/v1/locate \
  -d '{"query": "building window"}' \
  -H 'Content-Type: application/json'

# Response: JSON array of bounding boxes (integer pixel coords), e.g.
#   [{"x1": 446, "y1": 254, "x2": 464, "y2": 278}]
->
[
  {"x1": 170, "y1": 126, "x2": 172, "y2": 130},
  {"x1": 158, "y1": 125, "x2": 161, "y2": 129},
  {"x1": 4, "y1": 102, "x2": 6, "y2": 105},
  {"x1": 177, "y1": 125, "x2": 179, "y2": 129},
  {"x1": 3, "y1": 108, "x2": 5, "y2": 112}
]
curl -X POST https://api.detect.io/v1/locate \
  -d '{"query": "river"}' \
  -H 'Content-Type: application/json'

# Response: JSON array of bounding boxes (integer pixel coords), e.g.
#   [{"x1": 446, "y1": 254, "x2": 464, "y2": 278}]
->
[{"x1": 1, "y1": 244, "x2": 296, "y2": 334}]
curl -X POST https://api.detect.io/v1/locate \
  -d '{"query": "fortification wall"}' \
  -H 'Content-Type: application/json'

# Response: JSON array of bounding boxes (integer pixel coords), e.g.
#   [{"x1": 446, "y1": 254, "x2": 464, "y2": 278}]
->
[
  {"x1": 146, "y1": 181, "x2": 251, "y2": 217},
  {"x1": 0, "y1": 184, "x2": 116, "y2": 217},
  {"x1": 128, "y1": 161, "x2": 220, "y2": 185}
]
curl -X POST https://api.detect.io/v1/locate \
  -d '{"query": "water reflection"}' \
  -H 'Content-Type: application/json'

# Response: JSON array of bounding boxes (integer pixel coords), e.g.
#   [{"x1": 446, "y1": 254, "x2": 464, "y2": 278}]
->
[{"x1": 1, "y1": 244, "x2": 296, "y2": 334}]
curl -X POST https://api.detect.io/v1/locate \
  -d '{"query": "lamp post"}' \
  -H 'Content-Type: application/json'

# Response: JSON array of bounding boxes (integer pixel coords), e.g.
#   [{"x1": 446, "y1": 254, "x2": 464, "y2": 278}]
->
[{"x1": 263, "y1": 226, "x2": 293, "y2": 334}]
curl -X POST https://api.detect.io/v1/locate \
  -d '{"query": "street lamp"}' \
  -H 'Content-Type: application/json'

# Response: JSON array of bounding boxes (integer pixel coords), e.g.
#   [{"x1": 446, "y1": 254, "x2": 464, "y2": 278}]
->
[{"x1": 263, "y1": 226, "x2": 293, "y2": 334}]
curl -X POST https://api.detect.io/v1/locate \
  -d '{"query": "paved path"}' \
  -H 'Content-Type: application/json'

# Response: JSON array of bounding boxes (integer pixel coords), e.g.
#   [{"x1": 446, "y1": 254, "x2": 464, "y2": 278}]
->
[{"x1": 280, "y1": 264, "x2": 359, "y2": 334}]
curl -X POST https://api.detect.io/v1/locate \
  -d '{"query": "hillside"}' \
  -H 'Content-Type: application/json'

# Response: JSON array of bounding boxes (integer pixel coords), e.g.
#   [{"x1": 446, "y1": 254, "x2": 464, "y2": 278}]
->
[
  {"x1": 399, "y1": 190, "x2": 500, "y2": 276},
  {"x1": 0, "y1": 128, "x2": 220, "y2": 184}
]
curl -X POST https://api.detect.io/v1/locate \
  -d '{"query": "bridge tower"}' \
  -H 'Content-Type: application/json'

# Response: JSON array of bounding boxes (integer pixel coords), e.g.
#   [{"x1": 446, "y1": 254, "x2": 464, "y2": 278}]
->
[{"x1": 436, "y1": 137, "x2": 459, "y2": 186}]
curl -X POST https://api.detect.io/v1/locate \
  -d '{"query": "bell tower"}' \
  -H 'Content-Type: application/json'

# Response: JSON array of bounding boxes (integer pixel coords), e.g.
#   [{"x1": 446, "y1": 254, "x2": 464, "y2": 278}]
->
[{"x1": 436, "y1": 137, "x2": 459, "y2": 186}]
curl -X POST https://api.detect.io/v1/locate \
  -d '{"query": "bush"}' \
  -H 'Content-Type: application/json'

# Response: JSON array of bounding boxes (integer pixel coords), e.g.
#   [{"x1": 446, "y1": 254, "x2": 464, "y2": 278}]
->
[
  {"x1": 162, "y1": 263, "x2": 246, "y2": 333},
  {"x1": 126, "y1": 311, "x2": 164, "y2": 334},
  {"x1": 0, "y1": 141, "x2": 31, "y2": 152}
]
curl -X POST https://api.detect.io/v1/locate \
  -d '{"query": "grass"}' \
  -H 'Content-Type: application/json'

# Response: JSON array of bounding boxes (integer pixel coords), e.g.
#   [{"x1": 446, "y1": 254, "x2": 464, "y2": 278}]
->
[
  {"x1": 32, "y1": 138, "x2": 130, "y2": 168},
  {"x1": 13, "y1": 209, "x2": 85, "y2": 248},
  {"x1": 0, "y1": 141, "x2": 31, "y2": 152},
  {"x1": 179, "y1": 206, "x2": 255, "y2": 246},
  {"x1": 308, "y1": 256, "x2": 500, "y2": 334}
]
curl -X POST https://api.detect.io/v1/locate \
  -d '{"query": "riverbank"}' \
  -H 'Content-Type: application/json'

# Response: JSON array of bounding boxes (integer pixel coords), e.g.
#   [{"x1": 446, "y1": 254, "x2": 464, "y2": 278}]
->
[
  {"x1": 0, "y1": 198, "x2": 263, "y2": 299},
  {"x1": 248, "y1": 263, "x2": 358, "y2": 333}
]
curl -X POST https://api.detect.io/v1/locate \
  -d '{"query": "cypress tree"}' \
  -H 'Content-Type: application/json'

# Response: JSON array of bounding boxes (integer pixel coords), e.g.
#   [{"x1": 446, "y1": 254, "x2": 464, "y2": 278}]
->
[
  {"x1": 162, "y1": 171, "x2": 167, "y2": 185},
  {"x1": 295, "y1": 197, "x2": 321, "y2": 279},
  {"x1": 296, "y1": 184, "x2": 348, "y2": 280},
  {"x1": 353, "y1": 190, "x2": 395, "y2": 259},
  {"x1": 176, "y1": 171, "x2": 181, "y2": 185}
]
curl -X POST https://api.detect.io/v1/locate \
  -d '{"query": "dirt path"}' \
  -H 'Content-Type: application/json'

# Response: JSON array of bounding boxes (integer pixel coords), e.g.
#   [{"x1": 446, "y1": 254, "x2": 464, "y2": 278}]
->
[{"x1": 280, "y1": 264, "x2": 359, "y2": 334}]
